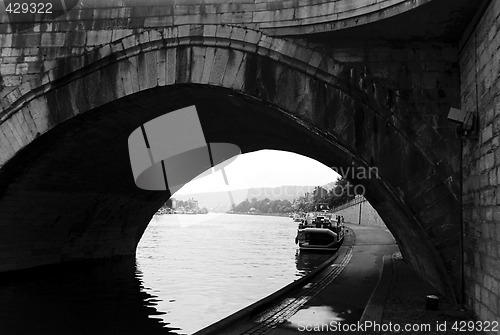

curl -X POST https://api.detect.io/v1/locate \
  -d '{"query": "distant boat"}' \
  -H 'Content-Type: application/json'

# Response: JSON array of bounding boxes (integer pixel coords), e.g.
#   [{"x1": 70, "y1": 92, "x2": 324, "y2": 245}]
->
[
  {"x1": 292, "y1": 213, "x2": 305, "y2": 222},
  {"x1": 156, "y1": 208, "x2": 173, "y2": 215}
]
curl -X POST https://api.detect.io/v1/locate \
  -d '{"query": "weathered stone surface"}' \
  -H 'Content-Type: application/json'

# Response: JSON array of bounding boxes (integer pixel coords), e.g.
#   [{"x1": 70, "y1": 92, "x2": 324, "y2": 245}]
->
[
  {"x1": 461, "y1": 0, "x2": 500, "y2": 330},
  {"x1": 0, "y1": 27, "x2": 462, "y2": 304}
]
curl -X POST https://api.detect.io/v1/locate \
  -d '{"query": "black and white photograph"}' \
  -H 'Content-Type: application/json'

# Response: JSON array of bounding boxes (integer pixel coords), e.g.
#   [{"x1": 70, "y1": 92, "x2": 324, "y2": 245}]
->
[{"x1": 0, "y1": 0, "x2": 498, "y2": 334}]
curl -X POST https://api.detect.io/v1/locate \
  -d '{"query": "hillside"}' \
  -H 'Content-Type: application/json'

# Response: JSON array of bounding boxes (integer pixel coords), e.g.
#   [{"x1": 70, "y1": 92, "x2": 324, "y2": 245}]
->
[{"x1": 173, "y1": 185, "x2": 322, "y2": 212}]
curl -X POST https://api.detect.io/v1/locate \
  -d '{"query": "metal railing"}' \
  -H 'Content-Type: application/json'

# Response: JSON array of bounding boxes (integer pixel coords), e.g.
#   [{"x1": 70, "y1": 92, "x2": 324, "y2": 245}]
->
[{"x1": 330, "y1": 195, "x2": 366, "y2": 213}]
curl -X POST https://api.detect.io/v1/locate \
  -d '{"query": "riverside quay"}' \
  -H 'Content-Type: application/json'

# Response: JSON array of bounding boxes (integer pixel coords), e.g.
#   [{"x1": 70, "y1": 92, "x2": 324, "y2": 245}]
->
[{"x1": 0, "y1": 0, "x2": 499, "y2": 334}]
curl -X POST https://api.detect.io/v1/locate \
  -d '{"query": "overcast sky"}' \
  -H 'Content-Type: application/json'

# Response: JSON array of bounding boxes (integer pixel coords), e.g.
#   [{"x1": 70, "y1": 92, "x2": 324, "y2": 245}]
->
[{"x1": 174, "y1": 150, "x2": 340, "y2": 195}]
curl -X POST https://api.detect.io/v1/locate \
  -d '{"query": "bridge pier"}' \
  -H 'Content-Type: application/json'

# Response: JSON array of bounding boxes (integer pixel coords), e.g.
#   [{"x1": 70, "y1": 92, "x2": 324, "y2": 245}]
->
[{"x1": 460, "y1": 0, "x2": 500, "y2": 324}]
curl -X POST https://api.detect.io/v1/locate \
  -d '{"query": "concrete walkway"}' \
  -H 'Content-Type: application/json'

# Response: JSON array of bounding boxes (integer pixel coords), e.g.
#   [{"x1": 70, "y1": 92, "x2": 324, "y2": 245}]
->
[
  {"x1": 266, "y1": 224, "x2": 398, "y2": 334},
  {"x1": 378, "y1": 253, "x2": 478, "y2": 335}
]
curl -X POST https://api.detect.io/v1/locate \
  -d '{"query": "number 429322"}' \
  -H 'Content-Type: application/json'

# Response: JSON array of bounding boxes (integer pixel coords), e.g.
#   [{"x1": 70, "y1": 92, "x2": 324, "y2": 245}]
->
[{"x1": 5, "y1": 2, "x2": 53, "y2": 14}]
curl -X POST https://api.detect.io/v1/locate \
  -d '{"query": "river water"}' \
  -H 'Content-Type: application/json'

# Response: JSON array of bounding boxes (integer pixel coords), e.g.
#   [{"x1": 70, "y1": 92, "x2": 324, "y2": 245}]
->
[
  {"x1": 0, "y1": 213, "x2": 330, "y2": 335},
  {"x1": 136, "y1": 213, "x2": 331, "y2": 334}
]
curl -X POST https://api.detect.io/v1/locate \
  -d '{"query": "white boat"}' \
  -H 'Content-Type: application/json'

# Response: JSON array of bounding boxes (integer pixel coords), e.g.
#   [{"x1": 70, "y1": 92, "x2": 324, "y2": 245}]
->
[{"x1": 295, "y1": 207, "x2": 345, "y2": 251}]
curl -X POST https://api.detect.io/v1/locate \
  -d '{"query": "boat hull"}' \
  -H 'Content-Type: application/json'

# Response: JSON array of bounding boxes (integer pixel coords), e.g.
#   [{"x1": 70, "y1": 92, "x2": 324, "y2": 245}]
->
[{"x1": 296, "y1": 227, "x2": 344, "y2": 251}]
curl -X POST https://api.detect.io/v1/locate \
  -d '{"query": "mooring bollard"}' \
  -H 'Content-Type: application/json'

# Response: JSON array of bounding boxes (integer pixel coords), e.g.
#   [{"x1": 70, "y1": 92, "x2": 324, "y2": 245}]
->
[{"x1": 425, "y1": 295, "x2": 439, "y2": 310}]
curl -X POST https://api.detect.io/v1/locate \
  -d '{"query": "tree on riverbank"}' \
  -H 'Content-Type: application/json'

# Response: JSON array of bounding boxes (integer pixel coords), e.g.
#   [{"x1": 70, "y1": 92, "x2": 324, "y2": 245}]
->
[
  {"x1": 291, "y1": 178, "x2": 356, "y2": 211},
  {"x1": 232, "y1": 198, "x2": 293, "y2": 214},
  {"x1": 326, "y1": 178, "x2": 356, "y2": 208},
  {"x1": 232, "y1": 178, "x2": 356, "y2": 214}
]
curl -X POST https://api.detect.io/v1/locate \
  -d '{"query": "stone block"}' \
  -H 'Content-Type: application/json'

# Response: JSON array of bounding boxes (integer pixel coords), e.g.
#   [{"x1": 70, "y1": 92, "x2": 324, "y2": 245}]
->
[
  {"x1": 489, "y1": 292, "x2": 498, "y2": 316},
  {"x1": 267, "y1": 37, "x2": 286, "y2": 57},
  {"x1": 189, "y1": 46, "x2": 205, "y2": 84},
  {"x1": 222, "y1": 11, "x2": 253, "y2": 24},
  {"x1": 492, "y1": 136, "x2": 499, "y2": 149},
  {"x1": 0, "y1": 126, "x2": 15, "y2": 156},
  {"x1": 97, "y1": 44, "x2": 112, "y2": 59},
  {"x1": 26, "y1": 98, "x2": 50, "y2": 136},
  {"x1": 309, "y1": 52, "x2": 323, "y2": 68},
  {"x1": 487, "y1": 241, "x2": 497, "y2": 258},
  {"x1": 253, "y1": 10, "x2": 274, "y2": 23},
  {"x1": 23, "y1": 55, "x2": 40, "y2": 63},
  {"x1": 0, "y1": 34, "x2": 13, "y2": 48},
  {"x1": 486, "y1": 206, "x2": 494, "y2": 221},
  {"x1": 3, "y1": 118, "x2": 23, "y2": 150},
  {"x1": 0, "y1": 63, "x2": 16, "y2": 75},
  {"x1": 143, "y1": 51, "x2": 158, "y2": 89},
  {"x1": 230, "y1": 27, "x2": 246, "y2": 42},
  {"x1": 41, "y1": 33, "x2": 66, "y2": 47},
  {"x1": 111, "y1": 29, "x2": 133, "y2": 42},
  {"x1": 484, "y1": 256, "x2": 500, "y2": 278},
  {"x1": 203, "y1": 25, "x2": 217, "y2": 38},
  {"x1": 175, "y1": 46, "x2": 191, "y2": 83},
  {"x1": 81, "y1": 71, "x2": 102, "y2": 109},
  {"x1": 485, "y1": 152, "x2": 495, "y2": 171},
  {"x1": 86, "y1": 30, "x2": 113, "y2": 47},
  {"x1": 274, "y1": 8, "x2": 294, "y2": 21},
  {"x1": 215, "y1": 24, "x2": 232, "y2": 41},
  {"x1": 208, "y1": 48, "x2": 229, "y2": 85},
  {"x1": 475, "y1": 282, "x2": 482, "y2": 300},
  {"x1": 1, "y1": 47, "x2": 22, "y2": 58},
  {"x1": 230, "y1": 52, "x2": 248, "y2": 92},
  {"x1": 199, "y1": 47, "x2": 215, "y2": 84},
  {"x1": 14, "y1": 112, "x2": 32, "y2": 144},
  {"x1": 221, "y1": 50, "x2": 244, "y2": 88},
  {"x1": 243, "y1": 29, "x2": 261, "y2": 46},
  {"x1": 120, "y1": 34, "x2": 139, "y2": 50},
  {"x1": 479, "y1": 303, "x2": 490, "y2": 324},
  {"x1": 156, "y1": 50, "x2": 167, "y2": 87},
  {"x1": 481, "y1": 286, "x2": 490, "y2": 305}
]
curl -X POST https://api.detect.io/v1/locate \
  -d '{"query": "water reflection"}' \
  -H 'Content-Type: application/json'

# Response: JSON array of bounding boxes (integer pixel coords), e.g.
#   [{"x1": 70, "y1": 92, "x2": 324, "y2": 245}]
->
[
  {"x1": 295, "y1": 250, "x2": 335, "y2": 275},
  {"x1": 286, "y1": 305, "x2": 345, "y2": 328},
  {"x1": 0, "y1": 257, "x2": 180, "y2": 335}
]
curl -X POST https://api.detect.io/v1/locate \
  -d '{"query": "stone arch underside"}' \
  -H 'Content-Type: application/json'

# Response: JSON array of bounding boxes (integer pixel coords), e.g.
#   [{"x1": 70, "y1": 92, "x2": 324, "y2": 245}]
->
[{"x1": 0, "y1": 27, "x2": 461, "y2": 301}]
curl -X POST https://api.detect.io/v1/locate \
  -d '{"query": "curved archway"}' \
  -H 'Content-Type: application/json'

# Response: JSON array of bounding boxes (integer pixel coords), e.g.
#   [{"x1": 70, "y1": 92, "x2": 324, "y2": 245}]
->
[{"x1": 0, "y1": 26, "x2": 460, "y2": 301}]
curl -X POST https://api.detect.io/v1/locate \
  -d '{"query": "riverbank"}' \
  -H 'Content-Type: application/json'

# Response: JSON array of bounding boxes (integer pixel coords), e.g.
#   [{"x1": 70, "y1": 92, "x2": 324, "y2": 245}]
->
[
  {"x1": 227, "y1": 212, "x2": 290, "y2": 217},
  {"x1": 195, "y1": 224, "x2": 478, "y2": 335}
]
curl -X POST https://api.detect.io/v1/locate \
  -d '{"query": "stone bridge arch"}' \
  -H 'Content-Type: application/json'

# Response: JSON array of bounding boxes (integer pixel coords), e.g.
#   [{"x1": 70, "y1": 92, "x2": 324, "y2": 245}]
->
[
  {"x1": 0, "y1": 0, "x2": 435, "y2": 36},
  {"x1": 0, "y1": 25, "x2": 461, "y2": 301}
]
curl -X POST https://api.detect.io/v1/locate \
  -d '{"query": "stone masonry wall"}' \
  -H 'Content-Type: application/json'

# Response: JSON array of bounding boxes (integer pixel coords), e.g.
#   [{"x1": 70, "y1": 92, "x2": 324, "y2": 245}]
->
[
  {"x1": 0, "y1": 0, "x2": 429, "y2": 38},
  {"x1": 332, "y1": 196, "x2": 387, "y2": 228},
  {"x1": 0, "y1": 23, "x2": 464, "y2": 299},
  {"x1": 460, "y1": 0, "x2": 500, "y2": 327}
]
